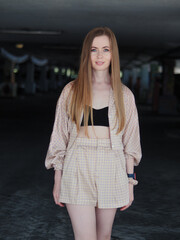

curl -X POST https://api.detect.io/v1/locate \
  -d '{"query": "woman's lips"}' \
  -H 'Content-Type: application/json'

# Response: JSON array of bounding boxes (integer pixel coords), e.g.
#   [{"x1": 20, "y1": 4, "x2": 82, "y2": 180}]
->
[{"x1": 95, "y1": 61, "x2": 104, "y2": 66}]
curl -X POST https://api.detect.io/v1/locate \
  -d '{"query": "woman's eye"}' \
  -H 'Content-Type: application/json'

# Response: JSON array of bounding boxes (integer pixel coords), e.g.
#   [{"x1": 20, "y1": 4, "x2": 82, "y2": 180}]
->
[
  {"x1": 104, "y1": 48, "x2": 110, "y2": 52},
  {"x1": 91, "y1": 49, "x2": 96, "y2": 52}
]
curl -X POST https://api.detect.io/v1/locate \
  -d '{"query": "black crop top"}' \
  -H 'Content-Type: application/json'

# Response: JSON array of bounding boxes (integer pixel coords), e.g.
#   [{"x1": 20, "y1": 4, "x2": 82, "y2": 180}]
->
[{"x1": 80, "y1": 106, "x2": 109, "y2": 127}]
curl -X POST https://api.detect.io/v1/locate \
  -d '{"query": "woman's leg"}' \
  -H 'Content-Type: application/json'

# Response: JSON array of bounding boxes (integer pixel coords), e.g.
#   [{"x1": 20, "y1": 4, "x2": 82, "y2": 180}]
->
[
  {"x1": 66, "y1": 204, "x2": 97, "y2": 240},
  {"x1": 95, "y1": 208, "x2": 117, "y2": 240}
]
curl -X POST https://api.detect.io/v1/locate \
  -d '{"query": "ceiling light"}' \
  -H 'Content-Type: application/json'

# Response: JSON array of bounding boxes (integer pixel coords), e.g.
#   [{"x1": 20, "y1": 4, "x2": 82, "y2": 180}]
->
[
  {"x1": 0, "y1": 29, "x2": 63, "y2": 35},
  {"x1": 54, "y1": 67, "x2": 59, "y2": 73},
  {"x1": 16, "y1": 43, "x2": 24, "y2": 49}
]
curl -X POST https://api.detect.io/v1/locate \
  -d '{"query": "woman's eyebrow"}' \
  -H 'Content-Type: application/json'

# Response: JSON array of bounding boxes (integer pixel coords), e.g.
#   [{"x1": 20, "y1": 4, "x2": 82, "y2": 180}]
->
[{"x1": 91, "y1": 46, "x2": 110, "y2": 48}]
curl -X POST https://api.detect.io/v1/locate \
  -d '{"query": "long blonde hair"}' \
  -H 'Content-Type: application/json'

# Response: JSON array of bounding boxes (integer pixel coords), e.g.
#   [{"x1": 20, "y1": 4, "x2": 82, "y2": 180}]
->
[{"x1": 68, "y1": 27, "x2": 125, "y2": 136}]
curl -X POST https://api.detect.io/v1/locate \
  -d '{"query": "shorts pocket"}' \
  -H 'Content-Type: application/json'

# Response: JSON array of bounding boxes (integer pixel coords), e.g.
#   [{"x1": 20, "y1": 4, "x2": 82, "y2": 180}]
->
[
  {"x1": 113, "y1": 149, "x2": 126, "y2": 172},
  {"x1": 63, "y1": 142, "x2": 79, "y2": 175}
]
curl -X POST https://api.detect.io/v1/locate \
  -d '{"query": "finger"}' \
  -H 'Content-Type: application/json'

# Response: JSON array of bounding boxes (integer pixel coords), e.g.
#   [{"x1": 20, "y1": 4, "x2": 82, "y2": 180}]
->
[
  {"x1": 56, "y1": 202, "x2": 65, "y2": 207},
  {"x1": 120, "y1": 206, "x2": 128, "y2": 211},
  {"x1": 120, "y1": 203, "x2": 131, "y2": 211},
  {"x1": 53, "y1": 194, "x2": 59, "y2": 205},
  {"x1": 59, "y1": 203, "x2": 65, "y2": 207},
  {"x1": 53, "y1": 194, "x2": 64, "y2": 207},
  {"x1": 120, "y1": 204, "x2": 129, "y2": 211},
  {"x1": 129, "y1": 200, "x2": 134, "y2": 205}
]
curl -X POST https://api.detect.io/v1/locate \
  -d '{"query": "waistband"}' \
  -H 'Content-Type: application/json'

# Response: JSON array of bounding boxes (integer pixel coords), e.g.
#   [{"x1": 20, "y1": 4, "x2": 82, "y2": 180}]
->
[{"x1": 75, "y1": 137, "x2": 111, "y2": 148}]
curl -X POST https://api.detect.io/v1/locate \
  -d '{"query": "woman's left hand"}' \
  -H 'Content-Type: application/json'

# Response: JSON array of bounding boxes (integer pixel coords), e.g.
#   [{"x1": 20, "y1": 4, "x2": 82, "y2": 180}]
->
[{"x1": 120, "y1": 183, "x2": 134, "y2": 211}]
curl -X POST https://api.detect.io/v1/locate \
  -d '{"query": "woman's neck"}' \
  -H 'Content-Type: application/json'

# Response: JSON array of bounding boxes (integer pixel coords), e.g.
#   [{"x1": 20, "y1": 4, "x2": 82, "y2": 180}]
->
[{"x1": 92, "y1": 70, "x2": 111, "y2": 84}]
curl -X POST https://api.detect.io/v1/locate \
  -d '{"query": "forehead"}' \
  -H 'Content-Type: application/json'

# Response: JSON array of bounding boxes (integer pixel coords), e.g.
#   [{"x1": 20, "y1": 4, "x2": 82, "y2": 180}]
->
[{"x1": 91, "y1": 35, "x2": 110, "y2": 47}]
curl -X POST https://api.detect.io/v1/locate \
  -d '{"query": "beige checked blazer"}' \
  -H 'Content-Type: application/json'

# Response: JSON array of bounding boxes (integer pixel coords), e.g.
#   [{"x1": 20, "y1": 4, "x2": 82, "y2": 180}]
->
[{"x1": 45, "y1": 80, "x2": 142, "y2": 171}]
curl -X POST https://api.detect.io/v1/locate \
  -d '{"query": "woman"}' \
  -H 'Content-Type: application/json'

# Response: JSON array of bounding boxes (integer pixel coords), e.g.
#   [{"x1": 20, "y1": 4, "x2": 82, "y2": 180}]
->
[{"x1": 45, "y1": 27, "x2": 142, "y2": 240}]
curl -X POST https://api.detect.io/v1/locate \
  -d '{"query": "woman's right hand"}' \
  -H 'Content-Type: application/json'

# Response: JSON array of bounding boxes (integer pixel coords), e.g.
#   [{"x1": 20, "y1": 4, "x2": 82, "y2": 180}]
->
[{"x1": 53, "y1": 170, "x2": 65, "y2": 207}]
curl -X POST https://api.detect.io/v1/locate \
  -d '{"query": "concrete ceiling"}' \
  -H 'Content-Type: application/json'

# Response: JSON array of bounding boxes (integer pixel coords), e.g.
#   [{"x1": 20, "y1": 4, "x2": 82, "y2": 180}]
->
[{"x1": 0, "y1": 0, "x2": 180, "y2": 68}]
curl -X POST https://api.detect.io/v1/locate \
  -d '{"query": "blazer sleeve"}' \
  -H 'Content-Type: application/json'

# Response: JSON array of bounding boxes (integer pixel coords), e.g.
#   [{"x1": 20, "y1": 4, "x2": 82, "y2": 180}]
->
[
  {"x1": 122, "y1": 87, "x2": 142, "y2": 166},
  {"x1": 45, "y1": 87, "x2": 69, "y2": 171}
]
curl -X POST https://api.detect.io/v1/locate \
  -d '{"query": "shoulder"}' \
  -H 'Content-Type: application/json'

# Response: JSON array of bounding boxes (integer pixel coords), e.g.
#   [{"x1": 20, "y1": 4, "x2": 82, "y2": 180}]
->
[
  {"x1": 59, "y1": 80, "x2": 76, "y2": 101},
  {"x1": 61, "y1": 80, "x2": 75, "y2": 96},
  {"x1": 122, "y1": 83, "x2": 135, "y2": 104},
  {"x1": 122, "y1": 83, "x2": 134, "y2": 97},
  {"x1": 56, "y1": 80, "x2": 75, "y2": 107}
]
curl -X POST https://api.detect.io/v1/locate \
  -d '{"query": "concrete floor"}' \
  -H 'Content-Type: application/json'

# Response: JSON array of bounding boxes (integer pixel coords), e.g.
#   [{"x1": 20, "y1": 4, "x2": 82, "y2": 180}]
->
[{"x1": 0, "y1": 90, "x2": 180, "y2": 240}]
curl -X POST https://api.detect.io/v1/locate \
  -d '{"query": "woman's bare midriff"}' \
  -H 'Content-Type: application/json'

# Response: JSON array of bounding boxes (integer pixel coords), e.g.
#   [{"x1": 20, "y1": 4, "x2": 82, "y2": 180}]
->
[{"x1": 77, "y1": 126, "x2": 110, "y2": 139}]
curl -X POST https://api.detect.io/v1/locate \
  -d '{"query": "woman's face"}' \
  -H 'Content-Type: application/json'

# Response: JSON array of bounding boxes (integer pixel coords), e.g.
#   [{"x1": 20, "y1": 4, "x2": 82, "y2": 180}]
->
[{"x1": 90, "y1": 35, "x2": 111, "y2": 72}]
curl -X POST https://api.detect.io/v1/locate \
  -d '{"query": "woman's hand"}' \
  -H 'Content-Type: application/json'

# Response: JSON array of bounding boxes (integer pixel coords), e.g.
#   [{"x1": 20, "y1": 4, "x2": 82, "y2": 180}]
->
[
  {"x1": 120, "y1": 183, "x2": 134, "y2": 211},
  {"x1": 53, "y1": 170, "x2": 65, "y2": 207}
]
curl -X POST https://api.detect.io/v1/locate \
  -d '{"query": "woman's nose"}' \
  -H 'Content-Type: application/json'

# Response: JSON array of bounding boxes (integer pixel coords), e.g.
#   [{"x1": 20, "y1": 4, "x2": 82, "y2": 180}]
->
[{"x1": 97, "y1": 50, "x2": 103, "y2": 58}]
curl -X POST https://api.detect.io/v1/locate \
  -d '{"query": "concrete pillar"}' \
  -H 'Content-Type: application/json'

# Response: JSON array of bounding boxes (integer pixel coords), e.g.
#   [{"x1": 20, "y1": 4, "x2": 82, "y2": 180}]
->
[
  {"x1": 147, "y1": 62, "x2": 159, "y2": 104},
  {"x1": 49, "y1": 68, "x2": 57, "y2": 90},
  {"x1": 58, "y1": 72, "x2": 67, "y2": 89},
  {"x1": 122, "y1": 69, "x2": 130, "y2": 86},
  {"x1": 10, "y1": 62, "x2": 17, "y2": 97},
  {"x1": 138, "y1": 64, "x2": 150, "y2": 103},
  {"x1": 0, "y1": 61, "x2": 17, "y2": 97},
  {"x1": 162, "y1": 59, "x2": 175, "y2": 95},
  {"x1": 140, "y1": 64, "x2": 150, "y2": 90},
  {"x1": 159, "y1": 59, "x2": 177, "y2": 114},
  {"x1": 39, "y1": 65, "x2": 48, "y2": 92},
  {"x1": 132, "y1": 67, "x2": 140, "y2": 90},
  {"x1": 174, "y1": 59, "x2": 180, "y2": 74},
  {"x1": 25, "y1": 62, "x2": 36, "y2": 94}
]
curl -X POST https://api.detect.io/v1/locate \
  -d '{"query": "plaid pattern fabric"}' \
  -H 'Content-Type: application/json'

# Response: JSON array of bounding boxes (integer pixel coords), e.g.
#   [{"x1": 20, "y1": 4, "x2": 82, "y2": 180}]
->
[
  {"x1": 45, "y1": 80, "x2": 142, "y2": 171},
  {"x1": 60, "y1": 137, "x2": 129, "y2": 208}
]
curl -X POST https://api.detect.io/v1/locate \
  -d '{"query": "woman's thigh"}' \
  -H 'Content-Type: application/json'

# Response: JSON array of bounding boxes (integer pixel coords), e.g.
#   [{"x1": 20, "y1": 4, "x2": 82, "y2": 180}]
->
[
  {"x1": 66, "y1": 204, "x2": 97, "y2": 240},
  {"x1": 95, "y1": 207, "x2": 117, "y2": 240}
]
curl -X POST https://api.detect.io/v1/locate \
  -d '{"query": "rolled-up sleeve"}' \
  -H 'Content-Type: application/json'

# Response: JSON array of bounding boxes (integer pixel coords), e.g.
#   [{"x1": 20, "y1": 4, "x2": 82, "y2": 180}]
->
[
  {"x1": 45, "y1": 87, "x2": 69, "y2": 171},
  {"x1": 122, "y1": 87, "x2": 142, "y2": 166}
]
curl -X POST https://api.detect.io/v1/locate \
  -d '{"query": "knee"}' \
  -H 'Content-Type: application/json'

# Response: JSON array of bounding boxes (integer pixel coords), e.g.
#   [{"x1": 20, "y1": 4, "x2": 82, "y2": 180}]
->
[
  {"x1": 74, "y1": 232, "x2": 97, "y2": 240},
  {"x1": 97, "y1": 232, "x2": 111, "y2": 240}
]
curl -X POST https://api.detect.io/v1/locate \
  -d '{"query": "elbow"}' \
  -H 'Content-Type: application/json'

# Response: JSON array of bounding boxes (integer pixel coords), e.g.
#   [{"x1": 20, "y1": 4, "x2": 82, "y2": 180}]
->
[
  {"x1": 134, "y1": 151, "x2": 142, "y2": 166},
  {"x1": 124, "y1": 149, "x2": 142, "y2": 167}
]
